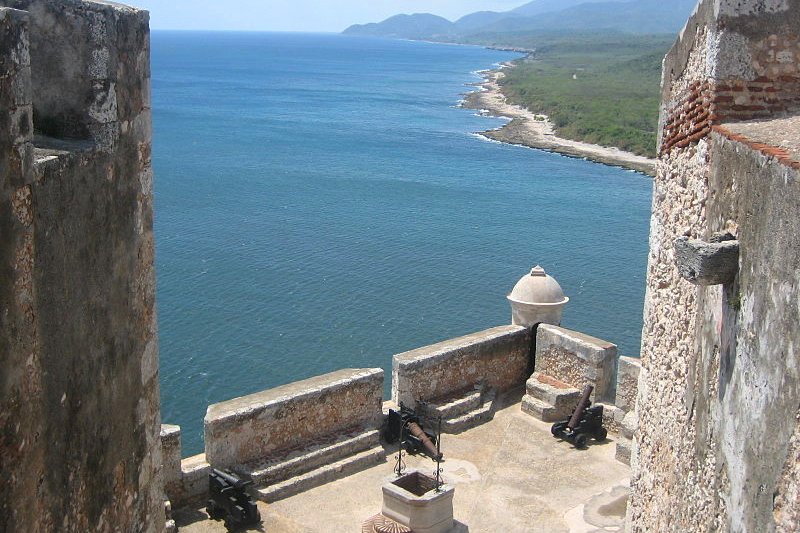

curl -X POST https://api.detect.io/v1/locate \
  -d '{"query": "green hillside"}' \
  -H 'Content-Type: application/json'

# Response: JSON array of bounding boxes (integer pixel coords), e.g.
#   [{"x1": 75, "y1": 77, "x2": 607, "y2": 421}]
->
[{"x1": 497, "y1": 33, "x2": 672, "y2": 157}]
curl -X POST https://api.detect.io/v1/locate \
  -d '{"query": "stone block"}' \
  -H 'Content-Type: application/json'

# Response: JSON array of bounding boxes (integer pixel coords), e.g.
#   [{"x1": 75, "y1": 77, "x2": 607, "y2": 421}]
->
[
  {"x1": 521, "y1": 395, "x2": 564, "y2": 422},
  {"x1": 525, "y1": 372, "x2": 581, "y2": 409},
  {"x1": 621, "y1": 410, "x2": 637, "y2": 440},
  {"x1": 674, "y1": 233, "x2": 740, "y2": 285},
  {"x1": 392, "y1": 325, "x2": 531, "y2": 408},
  {"x1": 534, "y1": 324, "x2": 618, "y2": 402},
  {"x1": 615, "y1": 438, "x2": 632, "y2": 465},
  {"x1": 205, "y1": 368, "x2": 384, "y2": 468},
  {"x1": 160, "y1": 424, "x2": 181, "y2": 498},
  {"x1": 599, "y1": 403, "x2": 626, "y2": 435},
  {"x1": 178, "y1": 454, "x2": 212, "y2": 507},
  {"x1": 615, "y1": 356, "x2": 641, "y2": 412}
]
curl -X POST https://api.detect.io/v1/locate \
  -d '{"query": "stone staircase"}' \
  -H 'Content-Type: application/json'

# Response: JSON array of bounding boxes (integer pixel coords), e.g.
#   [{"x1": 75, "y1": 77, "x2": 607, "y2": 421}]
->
[
  {"x1": 236, "y1": 428, "x2": 385, "y2": 503},
  {"x1": 421, "y1": 383, "x2": 496, "y2": 433},
  {"x1": 521, "y1": 373, "x2": 582, "y2": 422}
]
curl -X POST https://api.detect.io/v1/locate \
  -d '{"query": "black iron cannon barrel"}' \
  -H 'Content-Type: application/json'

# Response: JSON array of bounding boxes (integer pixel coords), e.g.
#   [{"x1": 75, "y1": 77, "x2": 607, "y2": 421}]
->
[{"x1": 568, "y1": 384, "x2": 594, "y2": 430}]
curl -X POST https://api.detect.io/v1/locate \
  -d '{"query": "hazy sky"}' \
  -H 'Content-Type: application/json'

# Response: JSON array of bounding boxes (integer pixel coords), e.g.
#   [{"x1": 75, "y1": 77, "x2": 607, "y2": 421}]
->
[{"x1": 130, "y1": 1, "x2": 529, "y2": 33}]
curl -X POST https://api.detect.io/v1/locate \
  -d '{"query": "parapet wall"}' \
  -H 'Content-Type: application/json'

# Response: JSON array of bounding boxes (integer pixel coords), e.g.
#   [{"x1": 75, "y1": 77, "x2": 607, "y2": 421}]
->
[
  {"x1": 0, "y1": 1, "x2": 162, "y2": 532},
  {"x1": 392, "y1": 325, "x2": 531, "y2": 408},
  {"x1": 533, "y1": 324, "x2": 618, "y2": 402},
  {"x1": 205, "y1": 368, "x2": 384, "y2": 469},
  {"x1": 659, "y1": 0, "x2": 800, "y2": 155}
]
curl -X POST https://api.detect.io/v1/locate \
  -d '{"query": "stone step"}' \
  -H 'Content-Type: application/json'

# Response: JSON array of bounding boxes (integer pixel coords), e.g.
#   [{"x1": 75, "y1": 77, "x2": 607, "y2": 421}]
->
[
  {"x1": 441, "y1": 394, "x2": 495, "y2": 434},
  {"x1": 423, "y1": 390, "x2": 482, "y2": 419},
  {"x1": 244, "y1": 429, "x2": 380, "y2": 486},
  {"x1": 256, "y1": 445, "x2": 386, "y2": 503},
  {"x1": 596, "y1": 403, "x2": 625, "y2": 435},
  {"x1": 615, "y1": 438, "x2": 632, "y2": 465},
  {"x1": 521, "y1": 395, "x2": 567, "y2": 423},
  {"x1": 525, "y1": 373, "x2": 581, "y2": 410}
]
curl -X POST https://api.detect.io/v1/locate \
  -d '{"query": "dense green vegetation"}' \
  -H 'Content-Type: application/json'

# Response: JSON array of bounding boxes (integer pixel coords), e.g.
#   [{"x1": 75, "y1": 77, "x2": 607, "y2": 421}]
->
[{"x1": 493, "y1": 33, "x2": 674, "y2": 158}]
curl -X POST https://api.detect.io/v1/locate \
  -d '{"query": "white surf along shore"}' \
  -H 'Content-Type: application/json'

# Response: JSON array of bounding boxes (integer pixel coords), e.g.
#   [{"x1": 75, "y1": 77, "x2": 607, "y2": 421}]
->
[{"x1": 462, "y1": 63, "x2": 657, "y2": 176}]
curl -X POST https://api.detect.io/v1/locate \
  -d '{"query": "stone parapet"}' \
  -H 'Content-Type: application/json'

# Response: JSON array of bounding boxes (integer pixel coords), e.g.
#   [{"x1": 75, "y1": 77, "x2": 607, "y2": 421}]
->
[
  {"x1": 204, "y1": 368, "x2": 384, "y2": 469},
  {"x1": 391, "y1": 325, "x2": 531, "y2": 408},
  {"x1": 614, "y1": 356, "x2": 641, "y2": 413},
  {"x1": 534, "y1": 324, "x2": 618, "y2": 403},
  {"x1": 160, "y1": 425, "x2": 182, "y2": 499}
]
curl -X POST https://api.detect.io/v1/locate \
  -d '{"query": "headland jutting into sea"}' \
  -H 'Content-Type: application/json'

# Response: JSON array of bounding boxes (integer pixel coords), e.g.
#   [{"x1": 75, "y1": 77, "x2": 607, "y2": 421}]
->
[{"x1": 462, "y1": 59, "x2": 657, "y2": 176}]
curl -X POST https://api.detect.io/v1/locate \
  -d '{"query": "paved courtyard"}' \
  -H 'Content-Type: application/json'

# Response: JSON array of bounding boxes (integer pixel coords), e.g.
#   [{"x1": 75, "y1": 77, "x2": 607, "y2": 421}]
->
[{"x1": 175, "y1": 390, "x2": 631, "y2": 532}]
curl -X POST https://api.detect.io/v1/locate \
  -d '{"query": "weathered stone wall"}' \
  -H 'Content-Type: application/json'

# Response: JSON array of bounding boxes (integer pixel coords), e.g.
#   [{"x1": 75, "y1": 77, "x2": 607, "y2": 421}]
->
[
  {"x1": 614, "y1": 356, "x2": 640, "y2": 413},
  {"x1": 534, "y1": 324, "x2": 618, "y2": 402},
  {"x1": 0, "y1": 1, "x2": 162, "y2": 532},
  {"x1": 629, "y1": 1, "x2": 800, "y2": 532},
  {"x1": 160, "y1": 425, "x2": 182, "y2": 499},
  {"x1": 659, "y1": 0, "x2": 800, "y2": 155},
  {"x1": 204, "y1": 368, "x2": 384, "y2": 469},
  {"x1": 392, "y1": 325, "x2": 531, "y2": 408}
]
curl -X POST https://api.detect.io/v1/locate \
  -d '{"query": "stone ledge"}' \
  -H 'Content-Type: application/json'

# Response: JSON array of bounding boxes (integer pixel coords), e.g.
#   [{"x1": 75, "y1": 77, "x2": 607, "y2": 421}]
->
[
  {"x1": 674, "y1": 233, "x2": 740, "y2": 285},
  {"x1": 392, "y1": 325, "x2": 531, "y2": 408},
  {"x1": 536, "y1": 324, "x2": 617, "y2": 366},
  {"x1": 205, "y1": 368, "x2": 384, "y2": 468},
  {"x1": 206, "y1": 368, "x2": 383, "y2": 424},
  {"x1": 393, "y1": 325, "x2": 528, "y2": 370}
]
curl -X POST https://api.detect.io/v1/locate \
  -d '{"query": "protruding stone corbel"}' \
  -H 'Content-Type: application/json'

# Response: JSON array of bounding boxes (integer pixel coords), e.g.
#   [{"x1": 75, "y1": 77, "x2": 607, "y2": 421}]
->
[{"x1": 674, "y1": 232, "x2": 739, "y2": 285}]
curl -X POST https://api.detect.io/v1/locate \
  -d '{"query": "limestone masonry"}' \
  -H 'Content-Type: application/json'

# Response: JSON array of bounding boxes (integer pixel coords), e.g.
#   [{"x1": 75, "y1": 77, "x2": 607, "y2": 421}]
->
[
  {"x1": 1, "y1": 1, "x2": 798, "y2": 532},
  {"x1": 629, "y1": 1, "x2": 800, "y2": 532},
  {"x1": 0, "y1": 1, "x2": 162, "y2": 531}
]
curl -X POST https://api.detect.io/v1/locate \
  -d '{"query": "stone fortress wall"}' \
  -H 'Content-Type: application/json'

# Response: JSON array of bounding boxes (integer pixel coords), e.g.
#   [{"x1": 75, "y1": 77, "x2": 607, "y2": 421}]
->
[
  {"x1": 0, "y1": 1, "x2": 163, "y2": 532},
  {"x1": 628, "y1": 1, "x2": 800, "y2": 532},
  {"x1": 2, "y1": 1, "x2": 799, "y2": 532},
  {"x1": 160, "y1": 316, "x2": 640, "y2": 510}
]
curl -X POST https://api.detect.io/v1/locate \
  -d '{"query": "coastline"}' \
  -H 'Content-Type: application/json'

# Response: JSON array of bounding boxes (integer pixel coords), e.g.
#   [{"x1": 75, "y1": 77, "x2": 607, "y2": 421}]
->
[{"x1": 462, "y1": 63, "x2": 657, "y2": 176}]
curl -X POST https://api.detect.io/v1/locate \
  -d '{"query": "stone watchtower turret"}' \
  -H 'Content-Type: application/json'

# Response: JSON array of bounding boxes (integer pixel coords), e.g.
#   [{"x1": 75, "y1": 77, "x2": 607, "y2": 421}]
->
[
  {"x1": 0, "y1": 1, "x2": 163, "y2": 531},
  {"x1": 507, "y1": 265, "x2": 569, "y2": 327}
]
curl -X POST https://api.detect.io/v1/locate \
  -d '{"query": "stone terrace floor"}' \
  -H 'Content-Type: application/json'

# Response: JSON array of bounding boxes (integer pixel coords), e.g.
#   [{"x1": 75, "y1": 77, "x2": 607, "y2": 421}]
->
[{"x1": 174, "y1": 390, "x2": 631, "y2": 533}]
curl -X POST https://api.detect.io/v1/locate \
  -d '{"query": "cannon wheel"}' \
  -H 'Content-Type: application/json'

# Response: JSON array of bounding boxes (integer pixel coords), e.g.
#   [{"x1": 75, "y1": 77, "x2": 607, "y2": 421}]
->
[
  {"x1": 574, "y1": 433, "x2": 588, "y2": 448},
  {"x1": 206, "y1": 499, "x2": 223, "y2": 519},
  {"x1": 595, "y1": 428, "x2": 608, "y2": 441},
  {"x1": 551, "y1": 422, "x2": 567, "y2": 437}
]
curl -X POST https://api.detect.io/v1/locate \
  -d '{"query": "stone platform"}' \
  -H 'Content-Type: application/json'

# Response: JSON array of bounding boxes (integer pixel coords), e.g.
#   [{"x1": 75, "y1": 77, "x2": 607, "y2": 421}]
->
[{"x1": 174, "y1": 390, "x2": 631, "y2": 533}]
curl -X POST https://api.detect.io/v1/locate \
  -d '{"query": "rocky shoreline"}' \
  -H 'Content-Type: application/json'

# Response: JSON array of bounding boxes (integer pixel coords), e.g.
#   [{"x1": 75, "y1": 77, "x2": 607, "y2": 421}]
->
[{"x1": 462, "y1": 64, "x2": 657, "y2": 176}]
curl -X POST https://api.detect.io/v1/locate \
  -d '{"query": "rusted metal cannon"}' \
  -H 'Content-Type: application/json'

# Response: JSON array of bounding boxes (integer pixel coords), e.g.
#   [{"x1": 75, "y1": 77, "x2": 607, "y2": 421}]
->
[
  {"x1": 206, "y1": 469, "x2": 261, "y2": 527},
  {"x1": 384, "y1": 403, "x2": 443, "y2": 460},
  {"x1": 551, "y1": 384, "x2": 607, "y2": 448}
]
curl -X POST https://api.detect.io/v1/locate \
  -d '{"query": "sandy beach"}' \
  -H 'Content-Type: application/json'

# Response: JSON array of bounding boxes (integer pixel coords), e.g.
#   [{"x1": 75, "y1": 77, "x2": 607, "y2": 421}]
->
[{"x1": 463, "y1": 65, "x2": 657, "y2": 176}]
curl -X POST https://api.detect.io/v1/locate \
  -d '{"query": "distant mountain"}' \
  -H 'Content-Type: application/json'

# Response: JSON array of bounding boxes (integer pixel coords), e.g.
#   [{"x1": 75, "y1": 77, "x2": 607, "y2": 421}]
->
[
  {"x1": 478, "y1": 0, "x2": 699, "y2": 36},
  {"x1": 453, "y1": 11, "x2": 510, "y2": 32},
  {"x1": 343, "y1": 0, "x2": 697, "y2": 40},
  {"x1": 510, "y1": 0, "x2": 616, "y2": 17},
  {"x1": 342, "y1": 13, "x2": 454, "y2": 39}
]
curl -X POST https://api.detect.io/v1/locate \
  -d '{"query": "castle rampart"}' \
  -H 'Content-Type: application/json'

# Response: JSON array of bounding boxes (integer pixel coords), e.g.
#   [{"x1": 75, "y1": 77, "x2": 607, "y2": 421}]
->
[
  {"x1": 629, "y1": 1, "x2": 800, "y2": 532},
  {"x1": 0, "y1": 1, "x2": 162, "y2": 531}
]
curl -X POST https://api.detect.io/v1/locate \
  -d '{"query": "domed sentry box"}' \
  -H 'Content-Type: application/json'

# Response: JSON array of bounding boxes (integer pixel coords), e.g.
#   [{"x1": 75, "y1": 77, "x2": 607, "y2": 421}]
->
[{"x1": 507, "y1": 266, "x2": 569, "y2": 327}]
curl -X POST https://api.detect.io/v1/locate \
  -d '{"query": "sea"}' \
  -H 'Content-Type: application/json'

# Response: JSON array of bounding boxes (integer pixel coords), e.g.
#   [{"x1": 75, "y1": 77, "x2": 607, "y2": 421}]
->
[{"x1": 151, "y1": 32, "x2": 653, "y2": 456}]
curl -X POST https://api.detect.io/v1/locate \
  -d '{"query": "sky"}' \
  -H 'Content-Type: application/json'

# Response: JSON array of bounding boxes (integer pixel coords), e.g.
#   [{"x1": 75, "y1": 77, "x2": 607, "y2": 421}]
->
[{"x1": 130, "y1": 1, "x2": 530, "y2": 33}]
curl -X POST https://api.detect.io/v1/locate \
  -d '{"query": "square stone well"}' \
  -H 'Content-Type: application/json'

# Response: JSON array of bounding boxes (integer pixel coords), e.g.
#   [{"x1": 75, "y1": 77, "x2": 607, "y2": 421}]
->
[{"x1": 382, "y1": 471, "x2": 454, "y2": 533}]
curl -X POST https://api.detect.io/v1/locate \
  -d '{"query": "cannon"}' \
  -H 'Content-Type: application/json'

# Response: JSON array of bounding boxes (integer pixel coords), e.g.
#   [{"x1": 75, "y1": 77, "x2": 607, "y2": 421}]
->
[
  {"x1": 551, "y1": 384, "x2": 607, "y2": 448},
  {"x1": 383, "y1": 403, "x2": 442, "y2": 460},
  {"x1": 206, "y1": 469, "x2": 261, "y2": 527}
]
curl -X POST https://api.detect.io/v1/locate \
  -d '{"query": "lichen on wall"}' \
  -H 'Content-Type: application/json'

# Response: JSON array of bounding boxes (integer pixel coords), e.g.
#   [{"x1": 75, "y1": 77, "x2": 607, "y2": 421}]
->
[
  {"x1": 629, "y1": 1, "x2": 800, "y2": 532},
  {"x1": 0, "y1": 1, "x2": 163, "y2": 531}
]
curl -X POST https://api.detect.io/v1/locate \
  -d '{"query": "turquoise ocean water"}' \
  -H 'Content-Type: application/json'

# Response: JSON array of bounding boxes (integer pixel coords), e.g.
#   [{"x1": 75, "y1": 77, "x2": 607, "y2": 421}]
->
[{"x1": 152, "y1": 32, "x2": 652, "y2": 455}]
